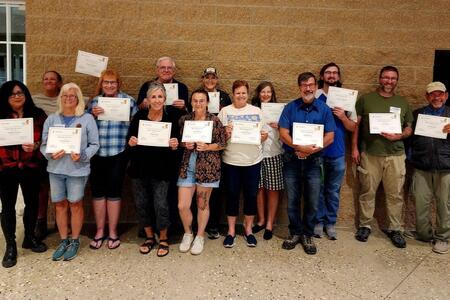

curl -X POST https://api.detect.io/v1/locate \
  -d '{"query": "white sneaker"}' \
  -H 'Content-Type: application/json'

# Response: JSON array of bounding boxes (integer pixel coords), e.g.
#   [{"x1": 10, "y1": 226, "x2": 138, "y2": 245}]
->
[
  {"x1": 179, "y1": 233, "x2": 194, "y2": 253},
  {"x1": 190, "y1": 236, "x2": 205, "y2": 255},
  {"x1": 432, "y1": 240, "x2": 449, "y2": 254}
]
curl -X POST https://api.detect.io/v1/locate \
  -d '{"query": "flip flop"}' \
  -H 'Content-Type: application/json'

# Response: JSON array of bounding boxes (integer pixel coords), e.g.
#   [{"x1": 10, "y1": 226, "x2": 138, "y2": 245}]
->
[
  {"x1": 107, "y1": 236, "x2": 121, "y2": 250},
  {"x1": 89, "y1": 236, "x2": 105, "y2": 250}
]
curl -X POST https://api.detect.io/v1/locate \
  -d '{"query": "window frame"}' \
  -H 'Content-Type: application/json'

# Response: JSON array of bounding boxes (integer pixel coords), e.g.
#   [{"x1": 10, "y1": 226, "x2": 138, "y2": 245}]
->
[{"x1": 0, "y1": 1, "x2": 26, "y2": 84}]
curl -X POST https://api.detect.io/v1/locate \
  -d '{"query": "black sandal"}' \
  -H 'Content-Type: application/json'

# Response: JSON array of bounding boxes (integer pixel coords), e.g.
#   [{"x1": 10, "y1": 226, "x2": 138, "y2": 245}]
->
[
  {"x1": 157, "y1": 239, "x2": 170, "y2": 257},
  {"x1": 139, "y1": 237, "x2": 156, "y2": 255}
]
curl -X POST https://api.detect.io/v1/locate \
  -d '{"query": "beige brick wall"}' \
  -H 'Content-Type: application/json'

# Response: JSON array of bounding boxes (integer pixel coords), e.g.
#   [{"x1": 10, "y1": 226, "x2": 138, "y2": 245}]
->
[{"x1": 26, "y1": 0, "x2": 450, "y2": 227}]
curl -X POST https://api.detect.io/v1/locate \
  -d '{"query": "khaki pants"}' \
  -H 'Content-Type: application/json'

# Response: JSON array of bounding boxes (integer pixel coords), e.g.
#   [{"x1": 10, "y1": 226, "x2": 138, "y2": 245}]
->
[
  {"x1": 412, "y1": 169, "x2": 450, "y2": 242},
  {"x1": 358, "y1": 152, "x2": 406, "y2": 230}
]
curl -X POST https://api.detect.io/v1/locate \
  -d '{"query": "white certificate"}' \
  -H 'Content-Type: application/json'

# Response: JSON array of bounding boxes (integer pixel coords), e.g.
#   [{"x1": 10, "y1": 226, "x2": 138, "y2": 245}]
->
[
  {"x1": 230, "y1": 121, "x2": 261, "y2": 145},
  {"x1": 0, "y1": 118, "x2": 33, "y2": 146},
  {"x1": 261, "y1": 103, "x2": 286, "y2": 123},
  {"x1": 75, "y1": 50, "x2": 108, "y2": 77},
  {"x1": 97, "y1": 97, "x2": 131, "y2": 122},
  {"x1": 137, "y1": 120, "x2": 172, "y2": 147},
  {"x1": 208, "y1": 92, "x2": 220, "y2": 114},
  {"x1": 292, "y1": 123, "x2": 324, "y2": 148},
  {"x1": 163, "y1": 83, "x2": 178, "y2": 105},
  {"x1": 414, "y1": 114, "x2": 449, "y2": 139},
  {"x1": 326, "y1": 86, "x2": 358, "y2": 112},
  {"x1": 182, "y1": 121, "x2": 213, "y2": 143},
  {"x1": 369, "y1": 113, "x2": 402, "y2": 134},
  {"x1": 46, "y1": 127, "x2": 82, "y2": 154}
]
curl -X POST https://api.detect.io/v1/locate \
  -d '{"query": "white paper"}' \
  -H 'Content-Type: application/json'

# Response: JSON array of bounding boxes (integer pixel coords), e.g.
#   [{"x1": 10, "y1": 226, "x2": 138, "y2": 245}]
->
[
  {"x1": 369, "y1": 113, "x2": 402, "y2": 134},
  {"x1": 75, "y1": 50, "x2": 108, "y2": 77},
  {"x1": 390, "y1": 106, "x2": 401, "y2": 115},
  {"x1": 292, "y1": 122, "x2": 324, "y2": 148},
  {"x1": 230, "y1": 121, "x2": 261, "y2": 145},
  {"x1": 97, "y1": 97, "x2": 130, "y2": 122},
  {"x1": 207, "y1": 92, "x2": 220, "y2": 114},
  {"x1": 182, "y1": 121, "x2": 213, "y2": 143},
  {"x1": 261, "y1": 103, "x2": 286, "y2": 123},
  {"x1": 137, "y1": 120, "x2": 172, "y2": 147},
  {"x1": 326, "y1": 86, "x2": 358, "y2": 112},
  {"x1": 0, "y1": 118, "x2": 33, "y2": 146},
  {"x1": 163, "y1": 83, "x2": 178, "y2": 105},
  {"x1": 46, "y1": 127, "x2": 82, "y2": 154},
  {"x1": 414, "y1": 114, "x2": 449, "y2": 139}
]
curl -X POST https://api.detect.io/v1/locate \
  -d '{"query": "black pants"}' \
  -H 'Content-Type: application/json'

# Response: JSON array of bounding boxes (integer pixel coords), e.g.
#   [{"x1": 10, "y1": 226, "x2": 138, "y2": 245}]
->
[{"x1": 0, "y1": 167, "x2": 40, "y2": 244}]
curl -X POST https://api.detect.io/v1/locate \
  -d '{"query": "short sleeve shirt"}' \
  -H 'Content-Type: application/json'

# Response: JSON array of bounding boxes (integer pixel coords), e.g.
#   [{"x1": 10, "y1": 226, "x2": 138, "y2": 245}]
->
[
  {"x1": 279, "y1": 98, "x2": 336, "y2": 153},
  {"x1": 355, "y1": 92, "x2": 413, "y2": 156},
  {"x1": 217, "y1": 104, "x2": 263, "y2": 166}
]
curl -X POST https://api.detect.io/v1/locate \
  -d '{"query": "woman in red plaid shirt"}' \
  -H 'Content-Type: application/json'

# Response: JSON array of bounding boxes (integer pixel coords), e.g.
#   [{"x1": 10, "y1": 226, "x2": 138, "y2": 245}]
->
[{"x1": 0, "y1": 80, "x2": 48, "y2": 268}]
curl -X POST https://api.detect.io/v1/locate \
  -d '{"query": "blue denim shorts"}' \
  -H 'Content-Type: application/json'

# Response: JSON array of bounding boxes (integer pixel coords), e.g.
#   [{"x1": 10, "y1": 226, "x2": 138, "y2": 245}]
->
[
  {"x1": 177, "y1": 152, "x2": 220, "y2": 188},
  {"x1": 49, "y1": 173, "x2": 88, "y2": 203}
]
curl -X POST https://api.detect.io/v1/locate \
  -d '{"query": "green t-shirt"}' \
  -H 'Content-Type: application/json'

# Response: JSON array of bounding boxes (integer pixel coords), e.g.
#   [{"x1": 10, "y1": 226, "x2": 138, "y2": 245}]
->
[{"x1": 356, "y1": 92, "x2": 413, "y2": 156}]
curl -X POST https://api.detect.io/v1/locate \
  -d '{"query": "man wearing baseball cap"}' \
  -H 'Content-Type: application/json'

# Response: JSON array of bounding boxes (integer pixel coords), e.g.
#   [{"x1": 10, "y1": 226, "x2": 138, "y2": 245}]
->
[{"x1": 410, "y1": 81, "x2": 450, "y2": 254}]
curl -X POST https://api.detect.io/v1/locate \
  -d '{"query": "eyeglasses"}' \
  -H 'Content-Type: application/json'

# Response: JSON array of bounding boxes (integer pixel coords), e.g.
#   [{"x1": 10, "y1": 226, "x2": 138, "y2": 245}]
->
[
  {"x1": 158, "y1": 66, "x2": 174, "y2": 71},
  {"x1": 300, "y1": 83, "x2": 316, "y2": 89},
  {"x1": 103, "y1": 80, "x2": 118, "y2": 86},
  {"x1": 9, "y1": 92, "x2": 24, "y2": 98},
  {"x1": 324, "y1": 71, "x2": 339, "y2": 75},
  {"x1": 62, "y1": 95, "x2": 77, "y2": 100}
]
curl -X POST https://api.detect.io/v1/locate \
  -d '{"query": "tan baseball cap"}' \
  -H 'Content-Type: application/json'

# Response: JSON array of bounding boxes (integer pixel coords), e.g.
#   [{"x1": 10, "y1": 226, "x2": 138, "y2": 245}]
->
[
  {"x1": 426, "y1": 81, "x2": 447, "y2": 93},
  {"x1": 203, "y1": 67, "x2": 218, "y2": 77}
]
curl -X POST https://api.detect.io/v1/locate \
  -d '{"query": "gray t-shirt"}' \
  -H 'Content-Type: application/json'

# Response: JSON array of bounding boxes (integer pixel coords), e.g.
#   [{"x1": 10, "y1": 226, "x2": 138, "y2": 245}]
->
[{"x1": 33, "y1": 93, "x2": 58, "y2": 116}]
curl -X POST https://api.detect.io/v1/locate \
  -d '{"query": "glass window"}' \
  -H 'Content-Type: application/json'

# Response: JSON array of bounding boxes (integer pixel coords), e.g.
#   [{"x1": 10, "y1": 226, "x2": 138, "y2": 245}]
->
[
  {"x1": 11, "y1": 6, "x2": 24, "y2": 42},
  {"x1": 0, "y1": 6, "x2": 5, "y2": 41},
  {"x1": 0, "y1": 44, "x2": 6, "y2": 83},
  {"x1": 11, "y1": 43, "x2": 23, "y2": 81},
  {"x1": 0, "y1": 2, "x2": 26, "y2": 85}
]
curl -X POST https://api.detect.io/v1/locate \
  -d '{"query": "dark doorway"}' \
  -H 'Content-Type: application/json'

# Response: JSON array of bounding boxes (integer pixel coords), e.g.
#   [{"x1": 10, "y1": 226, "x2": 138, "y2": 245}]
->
[{"x1": 434, "y1": 50, "x2": 450, "y2": 105}]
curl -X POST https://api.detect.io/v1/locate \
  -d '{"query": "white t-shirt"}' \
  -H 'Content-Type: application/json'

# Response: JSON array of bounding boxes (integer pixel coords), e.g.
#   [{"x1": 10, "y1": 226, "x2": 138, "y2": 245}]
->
[{"x1": 218, "y1": 104, "x2": 263, "y2": 166}]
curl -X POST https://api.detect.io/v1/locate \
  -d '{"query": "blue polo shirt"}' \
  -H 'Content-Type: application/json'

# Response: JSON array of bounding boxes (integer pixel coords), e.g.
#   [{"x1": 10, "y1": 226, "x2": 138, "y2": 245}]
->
[
  {"x1": 279, "y1": 97, "x2": 336, "y2": 153},
  {"x1": 316, "y1": 92, "x2": 346, "y2": 158}
]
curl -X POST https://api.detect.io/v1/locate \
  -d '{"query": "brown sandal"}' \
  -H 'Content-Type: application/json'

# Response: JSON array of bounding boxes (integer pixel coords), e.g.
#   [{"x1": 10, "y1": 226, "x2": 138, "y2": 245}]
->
[
  {"x1": 157, "y1": 239, "x2": 169, "y2": 257},
  {"x1": 139, "y1": 237, "x2": 156, "y2": 254}
]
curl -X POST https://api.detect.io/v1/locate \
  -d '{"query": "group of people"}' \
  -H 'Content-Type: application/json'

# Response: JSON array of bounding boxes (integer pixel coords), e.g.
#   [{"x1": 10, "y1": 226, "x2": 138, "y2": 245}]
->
[{"x1": 0, "y1": 56, "x2": 449, "y2": 269}]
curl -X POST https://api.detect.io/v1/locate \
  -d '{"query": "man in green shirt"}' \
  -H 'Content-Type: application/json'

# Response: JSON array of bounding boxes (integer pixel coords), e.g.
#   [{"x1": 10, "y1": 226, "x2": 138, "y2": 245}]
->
[{"x1": 352, "y1": 66, "x2": 413, "y2": 248}]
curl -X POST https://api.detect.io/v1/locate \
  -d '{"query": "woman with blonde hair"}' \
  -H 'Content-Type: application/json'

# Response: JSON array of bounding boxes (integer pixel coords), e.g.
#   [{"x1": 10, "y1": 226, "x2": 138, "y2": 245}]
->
[
  {"x1": 127, "y1": 82, "x2": 184, "y2": 257},
  {"x1": 41, "y1": 83, "x2": 99, "y2": 261}
]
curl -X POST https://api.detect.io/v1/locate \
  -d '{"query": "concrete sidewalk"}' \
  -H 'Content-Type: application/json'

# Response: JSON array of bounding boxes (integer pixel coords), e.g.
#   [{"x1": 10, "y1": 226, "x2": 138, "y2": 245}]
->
[{"x1": 0, "y1": 224, "x2": 448, "y2": 299}]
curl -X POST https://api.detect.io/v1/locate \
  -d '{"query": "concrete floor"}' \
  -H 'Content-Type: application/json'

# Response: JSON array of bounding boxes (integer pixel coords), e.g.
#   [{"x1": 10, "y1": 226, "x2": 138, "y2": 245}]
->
[{"x1": 0, "y1": 223, "x2": 449, "y2": 300}]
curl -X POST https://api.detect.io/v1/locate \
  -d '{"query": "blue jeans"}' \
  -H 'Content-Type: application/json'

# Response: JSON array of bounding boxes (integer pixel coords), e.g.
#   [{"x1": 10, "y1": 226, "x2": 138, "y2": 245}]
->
[
  {"x1": 315, "y1": 156, "x2": 345, "y2": 226},
  {"x1": 49, "y1": 173, "x2": 88, "y2": 203},
  {"x1": 283, "y1": 152, "x2": 322, "y2": 237}
]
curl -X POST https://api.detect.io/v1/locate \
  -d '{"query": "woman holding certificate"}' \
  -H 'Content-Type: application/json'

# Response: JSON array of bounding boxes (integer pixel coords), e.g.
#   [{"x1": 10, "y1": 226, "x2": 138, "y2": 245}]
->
[
  {"x1": 200, "y1": 67, "x2": 232, "y2": 239},
  {"x1": 86, "y1": 69, "x2": 137, "y2": 250},
  {"x1": 177, "y1": 89, "x2": 227, "y2": 255},
  {"x1": 40, "y1": 83, "x2": 99, "y2": 261},
  {"x1": 218, "y1": 80, "x2": 268, "y2": 248},
  {"x1": 127, "y1": 82, "x2": 184, "y2": 257},
  {"x1": 0, "y1": 80, "x2": 48, "y2": 268},
  {"x1": 250, "y1": 81, "x2": 284, "y2": 240}
]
